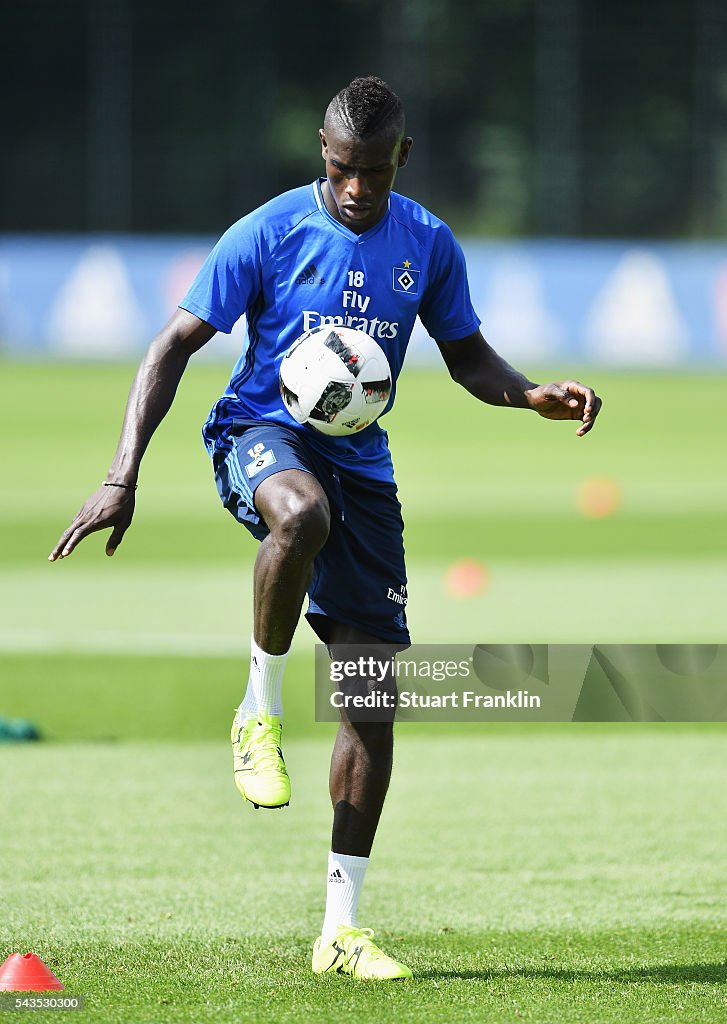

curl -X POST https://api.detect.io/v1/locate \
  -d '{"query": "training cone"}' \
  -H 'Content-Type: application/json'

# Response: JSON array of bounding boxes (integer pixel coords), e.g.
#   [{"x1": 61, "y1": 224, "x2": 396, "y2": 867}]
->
[
  {"x1": 444, "y1": 559, "x2": 489, "y2": 598},
  {"x1": 577, "y1": 476, "x2": 621, "y2": 519},
  {"x1": 0, "y1": 953, "x2": 64, "y2": 991}
]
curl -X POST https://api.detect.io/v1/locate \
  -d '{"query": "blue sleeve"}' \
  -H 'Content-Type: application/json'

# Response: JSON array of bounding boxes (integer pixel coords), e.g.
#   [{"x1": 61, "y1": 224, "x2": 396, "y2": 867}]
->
[
  {"x1": 418, "y1": 224, "x2": 481, "y2": 342},
  {"x1": 179, "y1": 216, "x2": 265, "y2": 334}
]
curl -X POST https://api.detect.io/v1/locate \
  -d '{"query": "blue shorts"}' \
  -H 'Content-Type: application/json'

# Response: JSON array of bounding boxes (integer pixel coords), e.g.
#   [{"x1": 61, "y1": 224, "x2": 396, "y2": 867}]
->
[{"x1": 212, "y1": 421, "x2": 410, "y2": 646}]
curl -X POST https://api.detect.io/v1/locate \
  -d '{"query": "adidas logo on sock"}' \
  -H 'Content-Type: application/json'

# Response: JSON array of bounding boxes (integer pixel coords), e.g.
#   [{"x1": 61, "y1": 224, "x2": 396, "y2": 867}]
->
[{"x1": 328, "y1": 868, "x2": 345, "y2": 884}]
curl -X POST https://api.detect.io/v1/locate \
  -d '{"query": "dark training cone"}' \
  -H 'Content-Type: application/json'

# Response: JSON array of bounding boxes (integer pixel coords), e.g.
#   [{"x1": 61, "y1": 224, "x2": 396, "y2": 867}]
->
[{"x1": 0, "y1": 953, "x2": 64, "y2": 991}]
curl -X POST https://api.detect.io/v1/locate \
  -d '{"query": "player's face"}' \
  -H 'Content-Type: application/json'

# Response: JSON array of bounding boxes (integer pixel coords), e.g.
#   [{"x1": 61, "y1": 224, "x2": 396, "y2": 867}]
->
[{"x1": 319, "y1": 124, "x2": 412, "y2": 234}]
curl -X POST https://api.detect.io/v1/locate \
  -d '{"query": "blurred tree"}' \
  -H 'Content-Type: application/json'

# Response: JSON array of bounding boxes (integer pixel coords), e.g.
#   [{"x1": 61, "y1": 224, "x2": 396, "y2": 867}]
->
[{"x1": 2, "y1": 0, "x2": 726, "y2": 238}]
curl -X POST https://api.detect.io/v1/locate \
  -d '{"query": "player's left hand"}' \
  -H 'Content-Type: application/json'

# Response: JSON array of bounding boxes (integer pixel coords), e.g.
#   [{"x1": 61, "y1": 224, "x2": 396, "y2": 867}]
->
[{"x1": 525, "y1": 381, "x2": 602, "y2": 436}]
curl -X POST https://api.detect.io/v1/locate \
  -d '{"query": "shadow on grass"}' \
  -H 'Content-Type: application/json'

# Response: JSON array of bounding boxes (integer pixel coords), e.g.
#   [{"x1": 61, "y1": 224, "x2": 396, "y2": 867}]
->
[{"x1": 417, "y1": 962, "x2": 727, "y2": 985}]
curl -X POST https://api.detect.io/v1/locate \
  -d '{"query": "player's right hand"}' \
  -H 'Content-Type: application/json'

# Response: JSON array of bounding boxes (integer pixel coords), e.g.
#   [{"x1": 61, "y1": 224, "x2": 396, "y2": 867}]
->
[{"x1": 48, "y1": 485, "x2": 136, "y2": 561}]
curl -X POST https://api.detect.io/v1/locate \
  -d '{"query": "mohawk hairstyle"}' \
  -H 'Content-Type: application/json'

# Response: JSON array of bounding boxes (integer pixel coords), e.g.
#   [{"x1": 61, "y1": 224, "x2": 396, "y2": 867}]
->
[{"x1": 326, "y1": 76, "x2": 405, "y2": 138}]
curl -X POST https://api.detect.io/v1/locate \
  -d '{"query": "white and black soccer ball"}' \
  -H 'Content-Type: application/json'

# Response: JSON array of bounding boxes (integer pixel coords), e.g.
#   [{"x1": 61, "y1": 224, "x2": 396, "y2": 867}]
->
[{"x1": 279, "y1": 326, "x2": 392, "y2": 436}]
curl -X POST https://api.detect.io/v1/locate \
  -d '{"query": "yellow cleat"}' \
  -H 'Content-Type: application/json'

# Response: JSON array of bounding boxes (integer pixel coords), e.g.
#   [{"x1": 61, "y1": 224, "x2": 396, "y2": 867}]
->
[
  {"x1": 312, "y1": 926, "x2": 413, "y2": 981},
  {"x1": 231, "y1": 711, "x2": 290, "y2": 809}
]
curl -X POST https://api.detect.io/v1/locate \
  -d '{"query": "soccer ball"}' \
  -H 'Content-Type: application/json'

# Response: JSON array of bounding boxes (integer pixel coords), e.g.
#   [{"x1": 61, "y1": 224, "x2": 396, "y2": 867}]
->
[{"x1": 279, "y1": 326, "x2": 392, "y2": 436}]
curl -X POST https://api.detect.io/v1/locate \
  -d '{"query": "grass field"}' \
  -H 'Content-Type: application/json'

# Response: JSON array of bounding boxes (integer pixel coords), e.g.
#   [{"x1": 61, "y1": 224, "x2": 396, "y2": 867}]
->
[
  {"x1": 1, "y1": 361, "x2": 726, "y2": 1022},
  {"x1": 1, "y1": 729, "x2": 725, "y2": 1023}
]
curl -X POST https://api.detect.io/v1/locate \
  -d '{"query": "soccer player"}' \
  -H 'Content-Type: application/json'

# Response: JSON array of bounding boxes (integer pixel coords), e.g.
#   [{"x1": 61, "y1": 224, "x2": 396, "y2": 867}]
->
[{"x1": 50, "y1": 77, "x2": 601, "y2": 981}]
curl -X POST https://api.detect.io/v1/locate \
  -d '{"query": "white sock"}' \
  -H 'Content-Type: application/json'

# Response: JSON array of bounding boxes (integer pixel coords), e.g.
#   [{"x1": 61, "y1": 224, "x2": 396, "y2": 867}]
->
[
  {"x1": 238, "y1": 635, "x2": 288, "y2": 720},
  {"x1": 321, "y1": 851, "x2": 369, "y2": 943}
]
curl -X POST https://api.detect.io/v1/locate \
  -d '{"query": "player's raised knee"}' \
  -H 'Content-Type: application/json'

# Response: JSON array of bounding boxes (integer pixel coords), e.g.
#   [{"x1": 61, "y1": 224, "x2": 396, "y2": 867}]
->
[{"x1": 272, "y1": 488, "x2": 330, "y2": 554}]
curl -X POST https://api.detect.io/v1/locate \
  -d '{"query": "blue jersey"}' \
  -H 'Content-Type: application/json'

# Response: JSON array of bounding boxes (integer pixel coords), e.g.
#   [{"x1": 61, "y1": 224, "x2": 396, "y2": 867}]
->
[{"x1": 181, "y1": 179, "x2": 480, "y2": 480}]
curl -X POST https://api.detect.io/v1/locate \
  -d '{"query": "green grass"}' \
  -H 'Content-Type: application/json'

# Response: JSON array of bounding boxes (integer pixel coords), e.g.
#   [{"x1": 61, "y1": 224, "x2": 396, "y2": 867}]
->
[
  {"x1": 1, "y1": 362, "x2": 726, "y2": 1021},
  {"x1": 1, "y1": 731, "x2": 725, "y2": 1022},
  {"x1": 1, "y1": 363, "x2": 726, "y2": 650},
  {"x1": 0, "y1": 652, "x2": 321, "y2": 742}
]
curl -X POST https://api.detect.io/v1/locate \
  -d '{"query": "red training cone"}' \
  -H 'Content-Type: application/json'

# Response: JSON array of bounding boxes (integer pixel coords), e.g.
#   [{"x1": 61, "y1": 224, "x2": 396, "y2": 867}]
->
[{"x1": 0, "y1": 953, "x2": 64, "y2": 991}]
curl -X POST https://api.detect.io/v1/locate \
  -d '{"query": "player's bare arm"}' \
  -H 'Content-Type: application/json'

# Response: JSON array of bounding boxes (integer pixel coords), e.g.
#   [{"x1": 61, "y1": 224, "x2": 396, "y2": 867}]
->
[
  {"x1": 48, "y1": 308, "x2": 216, "y2": 561},
  {"x1": 437, "y1": 330, "x2": 602, "y2": 436}
]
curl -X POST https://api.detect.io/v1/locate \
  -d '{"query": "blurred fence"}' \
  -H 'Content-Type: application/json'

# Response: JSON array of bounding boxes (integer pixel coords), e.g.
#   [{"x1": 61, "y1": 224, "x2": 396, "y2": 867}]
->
[{"x1": 2, "y1": 235, "x2": 726, "y2": 367}]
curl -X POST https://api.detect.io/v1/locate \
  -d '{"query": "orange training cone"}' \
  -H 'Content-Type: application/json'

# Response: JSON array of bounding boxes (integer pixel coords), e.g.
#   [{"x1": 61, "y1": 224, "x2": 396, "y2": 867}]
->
[
  {"x1": 0, "y1": 953, "x2": 64, "y2": 991},
  {"x1": 444, "y1": 559, "x2": 489, "y2": 598}
]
